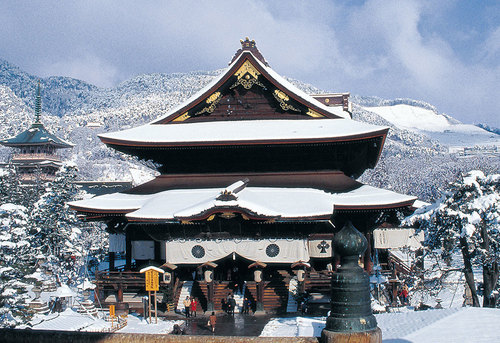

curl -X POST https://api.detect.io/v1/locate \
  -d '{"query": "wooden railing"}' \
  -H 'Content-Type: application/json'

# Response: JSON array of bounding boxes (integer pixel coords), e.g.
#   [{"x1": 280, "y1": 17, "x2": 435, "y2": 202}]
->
[
  {"x1": 95, "y1": 271, "x2": 146, "y2": 289},
  {"x1": 12, "y1": 153, "x2": 61, "y2": 161},
  {"x1": 19, "y1": 173, "x2": 56, "y2": 181}
]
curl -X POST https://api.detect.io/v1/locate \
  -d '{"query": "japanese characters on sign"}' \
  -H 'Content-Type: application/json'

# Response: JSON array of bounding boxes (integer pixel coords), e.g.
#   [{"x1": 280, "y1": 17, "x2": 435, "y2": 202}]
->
[{"x1": 145, "y1": 269, "x2": 159, "y2": 291}]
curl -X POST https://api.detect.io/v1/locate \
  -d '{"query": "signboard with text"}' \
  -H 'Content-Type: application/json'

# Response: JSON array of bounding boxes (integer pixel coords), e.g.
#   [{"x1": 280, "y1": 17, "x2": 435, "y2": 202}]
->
[{"x1": 145, "y1": 269, "x2": 159, "y2": 291}]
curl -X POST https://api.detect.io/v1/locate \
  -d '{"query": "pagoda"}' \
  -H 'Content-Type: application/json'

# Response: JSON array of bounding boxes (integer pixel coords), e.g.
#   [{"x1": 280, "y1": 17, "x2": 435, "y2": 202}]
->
[
  {"x1": 69, "y1": 38, "x2": 416, "y2": 326},
  {"x1": 1, "y1": 82, "x2": 73, "y2": 182}
]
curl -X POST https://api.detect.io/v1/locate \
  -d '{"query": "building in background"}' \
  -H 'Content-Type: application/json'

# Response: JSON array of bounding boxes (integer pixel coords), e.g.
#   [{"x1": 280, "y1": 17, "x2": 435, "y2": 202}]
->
[{"x1": 0, "y1": 82, "x2": 73, "y2": 183}]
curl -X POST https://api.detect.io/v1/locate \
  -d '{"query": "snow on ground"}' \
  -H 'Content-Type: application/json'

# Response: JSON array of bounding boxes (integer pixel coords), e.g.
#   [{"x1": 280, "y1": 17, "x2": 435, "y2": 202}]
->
[
  {"x1": 117, "y1": 313, "x2": 183, "y2": 334},
  {"x1": 29, "y1": 308, "x2": 183, "y2": 334},
  {"x1": 364, "y1": 104, "x2": 500, "y2": 148},
  {"x1": 30, "y1": 308, "x2": 109, "y2": 332},
  {"x1": 261, "y1": 317, "x2": 326, "y2": 337},
  {"x1": 260, "y1": 307, "x2": 500, "y2": 342}
]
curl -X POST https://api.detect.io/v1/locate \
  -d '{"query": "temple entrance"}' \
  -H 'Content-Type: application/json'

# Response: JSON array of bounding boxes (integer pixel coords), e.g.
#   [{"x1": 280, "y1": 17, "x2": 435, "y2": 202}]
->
[{"x1": 213, "y1": 253, "x2": 252, "y2": 284}]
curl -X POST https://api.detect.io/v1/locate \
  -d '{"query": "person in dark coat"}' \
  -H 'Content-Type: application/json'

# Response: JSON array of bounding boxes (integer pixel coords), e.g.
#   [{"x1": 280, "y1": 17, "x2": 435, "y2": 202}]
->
[
  {"x1": 228, "y1": 295, "x2": 236, "y2": 316},
  {"x1": 172, "y1": 324, "x2": 186, "y2": 335},
  {"x1": 243, "y1": 297, "x2": 251, "y2": 314}
]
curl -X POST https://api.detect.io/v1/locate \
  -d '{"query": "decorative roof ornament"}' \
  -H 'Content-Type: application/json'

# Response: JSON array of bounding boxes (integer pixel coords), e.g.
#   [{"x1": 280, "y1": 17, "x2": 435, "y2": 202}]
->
[
  {"x1": 33, "y1": 80, "x2": 43, "y2": 127},
  {"x1": 229, "y1": 37, "x2": 270, "y2": 67},
  {"x1": 216, "y1": 179, "x2": 249, "y2": 201}
]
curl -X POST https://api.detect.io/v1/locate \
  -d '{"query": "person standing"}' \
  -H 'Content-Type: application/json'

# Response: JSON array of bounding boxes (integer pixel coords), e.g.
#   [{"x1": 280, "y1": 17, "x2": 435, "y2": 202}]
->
[
  {"x1": 209, "y1": 311, "x2": 217, "y2": 333},
  {"x1": 243, "y1": 297, "x2": 251, "y2": 314},
  {"x1": 190, "y1": 297, "x2": 198, "y2": 317},
  {"x1": 229, "y1": 295, "x2": 236, "y2": 316},
  {"x1": 183, "y1": 296, "x2": 191, "y2": 318}
]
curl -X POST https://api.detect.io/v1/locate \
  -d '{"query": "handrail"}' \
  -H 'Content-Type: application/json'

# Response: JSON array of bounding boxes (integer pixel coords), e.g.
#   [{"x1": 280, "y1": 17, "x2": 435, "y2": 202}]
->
[{"x1": 12, "y1": 153, "x2": 61, "y2": 161}]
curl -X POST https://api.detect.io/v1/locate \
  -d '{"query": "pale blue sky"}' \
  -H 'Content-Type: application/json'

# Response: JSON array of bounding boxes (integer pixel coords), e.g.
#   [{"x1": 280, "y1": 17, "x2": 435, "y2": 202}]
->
[{"x1": 0, "y1": 0, "x2": 499, "y2": 127}]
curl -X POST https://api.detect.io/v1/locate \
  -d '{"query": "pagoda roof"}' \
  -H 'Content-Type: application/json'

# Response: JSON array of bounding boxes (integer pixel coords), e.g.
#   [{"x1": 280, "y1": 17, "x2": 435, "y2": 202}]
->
[
  {"x1": 99, "y1": 118, "x2": 388, "y2": 147},
  {"x1": 68, "y1": 181, "x2": 417, "y2": 223},
  {"x1": 1, "y1": 123, "x2": 73, "y2": 149}
]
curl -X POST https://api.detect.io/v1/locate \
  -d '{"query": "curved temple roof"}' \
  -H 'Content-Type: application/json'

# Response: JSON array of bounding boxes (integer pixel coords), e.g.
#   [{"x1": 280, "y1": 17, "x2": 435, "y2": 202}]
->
[
  {"x1": 68, "y1": 181, "x2": 417, "y2": 223},
  {"x1": 1, "y1": 124, "x2": 73, "y2": 148},
  {"x1": 98, "y1": 41, "x2": 381, "y2": 149},
  {"x1": 99, "y1": 118, "x2": 388, "y2": 147}
]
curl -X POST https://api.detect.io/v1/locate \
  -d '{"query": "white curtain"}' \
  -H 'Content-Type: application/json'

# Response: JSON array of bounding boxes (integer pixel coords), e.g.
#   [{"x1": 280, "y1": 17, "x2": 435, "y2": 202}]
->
[
  {"x1": 165, "y1": 238, "x2": 309, "y2": 264},
  {"x1": 109, "y1": 234, "x2": 126, "y2": 253},
  {"x1": 132, "y1": 240, "x2": 155, "y2": 260},
  {"x1": 373, "y1": 229, "x2": 424, "y2": 249}
]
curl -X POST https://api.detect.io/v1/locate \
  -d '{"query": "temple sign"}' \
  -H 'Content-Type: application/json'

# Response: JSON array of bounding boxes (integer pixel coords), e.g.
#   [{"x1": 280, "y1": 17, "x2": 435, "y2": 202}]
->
[{"x1": 140, "y1": 266, "x2": 164, "y2": 323}]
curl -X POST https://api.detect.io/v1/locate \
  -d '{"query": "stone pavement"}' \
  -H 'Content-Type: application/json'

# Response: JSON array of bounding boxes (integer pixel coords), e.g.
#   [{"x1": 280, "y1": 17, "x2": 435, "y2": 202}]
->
[{"x1": 182, "y1": 312, "x2": 271, "y2": 336}]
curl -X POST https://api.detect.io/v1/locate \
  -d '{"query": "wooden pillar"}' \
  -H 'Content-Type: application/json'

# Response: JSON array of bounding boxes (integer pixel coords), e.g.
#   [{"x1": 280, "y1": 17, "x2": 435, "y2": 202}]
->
[
  {"x1": 125, "y1": 230, "x2": 132, "y2": 270},
  {"x1": 255, "y1": 269, "x2": 264, "y2": 312},
  {"x1": 154, "y1": 240, "x2": 161, "y2": 263},
  {"x1": 108, "y1": 252, "x2": 115, "y2": 271},
  {"x1": 117, "y1": 283, "x2": 123, "y2": 302},
  {"x1": 205, "y1": 268, "x2": 215, "y2": 312}
]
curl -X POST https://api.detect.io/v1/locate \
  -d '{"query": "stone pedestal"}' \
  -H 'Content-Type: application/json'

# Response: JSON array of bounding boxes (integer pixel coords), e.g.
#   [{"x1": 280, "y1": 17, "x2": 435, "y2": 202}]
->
[
  {"x1": 321, "y1": 222, "x2": 381, "y2": 343},
  {"x1": 322, "y1": 327, "x2": 382, "y2": 343}
]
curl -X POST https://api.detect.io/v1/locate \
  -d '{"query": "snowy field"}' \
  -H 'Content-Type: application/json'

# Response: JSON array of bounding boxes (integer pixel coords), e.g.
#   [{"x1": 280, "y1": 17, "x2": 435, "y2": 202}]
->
[{"x1": 261, "y1": 307, "x2": 500, "y2": 342}]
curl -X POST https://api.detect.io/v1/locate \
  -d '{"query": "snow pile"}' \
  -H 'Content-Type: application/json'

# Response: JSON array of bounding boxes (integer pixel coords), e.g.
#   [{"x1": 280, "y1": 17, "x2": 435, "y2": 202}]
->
[
  {"x1": 117, "y1": 313, "x2": 183, "y2": 334},
  {"x1": 260, "y1": 308, "x2": 500, "y2": 342}
]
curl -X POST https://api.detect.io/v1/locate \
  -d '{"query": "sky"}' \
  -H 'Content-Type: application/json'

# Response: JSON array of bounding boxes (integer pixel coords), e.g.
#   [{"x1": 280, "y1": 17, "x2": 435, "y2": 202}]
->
[{"x1": 0, "y1": 0, "x2": 499, "y2": 127}]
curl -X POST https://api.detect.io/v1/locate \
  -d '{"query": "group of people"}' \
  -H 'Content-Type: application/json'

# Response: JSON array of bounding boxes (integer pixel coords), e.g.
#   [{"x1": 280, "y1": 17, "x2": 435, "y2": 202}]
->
[
  {"x1": 221, "y1": 294, "x2": 237, "y2": 315},
  {"x1": 220, "y1": 293, "x2": 252, "y2": 315},
  {"x1": 183, "y1": 296, "x2": 198, "y2": 318}
]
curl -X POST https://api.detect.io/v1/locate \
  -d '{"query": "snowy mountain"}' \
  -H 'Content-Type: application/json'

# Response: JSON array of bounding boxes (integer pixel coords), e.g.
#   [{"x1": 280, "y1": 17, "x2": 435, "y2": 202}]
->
[
  {"x1": 362, "y1": 103, "x2": 500, "y2": 149},
  {"x1": 0, "y1": 58, "x2": 499, "y2": 201}
]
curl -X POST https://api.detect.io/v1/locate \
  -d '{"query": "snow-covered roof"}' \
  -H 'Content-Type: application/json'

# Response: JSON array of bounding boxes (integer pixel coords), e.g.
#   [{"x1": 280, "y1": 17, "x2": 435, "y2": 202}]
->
[
  {"x1": 1, "y1": 123, "x2": 73, "y2": 148},
  {"x1": 150, "y1": 49, "x2": 350, "y2": 124},
  {"x1": 99, "y1": 118, "x2": 388, "y2": 146},
  {"x1": 97, "y1": 47, "x2": 389, "y2": 147},
  {"x1": 69, "y1": 183, "x2": 416, "y2": 222}
]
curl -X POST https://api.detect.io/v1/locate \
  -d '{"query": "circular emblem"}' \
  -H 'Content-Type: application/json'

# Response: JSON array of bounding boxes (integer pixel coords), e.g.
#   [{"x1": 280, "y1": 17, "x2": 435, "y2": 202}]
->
[
  {"x1": 266, "y1": 244, "x2": 280, "y2": 257},
  {"x1": 191, "y1": 245, "x2": 205, "y2": 258}
]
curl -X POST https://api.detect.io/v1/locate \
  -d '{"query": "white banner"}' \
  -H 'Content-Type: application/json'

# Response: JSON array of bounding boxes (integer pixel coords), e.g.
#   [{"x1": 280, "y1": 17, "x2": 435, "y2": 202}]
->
[
  {"x1": 373, "y1": 229, "x2": 424, "y2": 249},
  {"x1": 308, "y1": 239, "x2": 332, "y2": 258},
  {"x1": 165, "y1": 238, "x2": 309, "y2": 264}
]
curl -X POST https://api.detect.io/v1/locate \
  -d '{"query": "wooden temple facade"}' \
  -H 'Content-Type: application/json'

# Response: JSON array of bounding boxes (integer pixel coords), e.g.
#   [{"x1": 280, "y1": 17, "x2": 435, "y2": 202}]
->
[{"x1": 69, "y1": 38, "x2": 416, "y2": 314}]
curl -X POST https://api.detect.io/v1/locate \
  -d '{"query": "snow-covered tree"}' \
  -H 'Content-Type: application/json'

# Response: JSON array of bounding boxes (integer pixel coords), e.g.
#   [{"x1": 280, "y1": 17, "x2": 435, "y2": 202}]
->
[
  {"x1": 406, "y1": 170, "x2": 500, "y2": 307},
  {"x1": 0, "y1": 163, "x2": 107, "y2": 327},
  {"x1": 31, "y1": 163, "x2": 106, "y2": 285},
  {"x1": 0, "y1": 202, "x2": 37, "y2": 327}
]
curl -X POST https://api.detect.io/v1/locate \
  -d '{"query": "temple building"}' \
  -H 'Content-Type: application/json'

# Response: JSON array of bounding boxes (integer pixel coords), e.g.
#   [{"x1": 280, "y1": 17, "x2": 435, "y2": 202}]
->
[
  {"x1": 69, "y1": 38, "x2": 416, "y2": 314},
  {"x1": 1, "y1": 82, "x2": 73, "y2": 182}
]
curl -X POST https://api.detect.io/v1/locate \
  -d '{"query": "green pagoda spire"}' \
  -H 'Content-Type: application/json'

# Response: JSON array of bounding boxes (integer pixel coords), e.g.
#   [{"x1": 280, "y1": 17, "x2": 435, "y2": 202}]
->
[{"x1": 33, "y1": 80, "x2": 42, "y2": 127}]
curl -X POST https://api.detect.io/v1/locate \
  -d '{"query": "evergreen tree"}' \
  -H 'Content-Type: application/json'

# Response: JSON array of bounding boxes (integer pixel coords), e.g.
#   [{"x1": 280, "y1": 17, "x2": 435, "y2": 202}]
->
[
  {"x1": 407, "y1": 170, "x2": 500, "y2": 307},
  {"x1": 0, "y1": 170, "x2": 38, "y2": 327},
  {"x1": 31, "y1": 163, "x2": 106, "y2": 285},
  {"x1": 0, "y1": 163, "x2": 107, "y2": 327}
]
